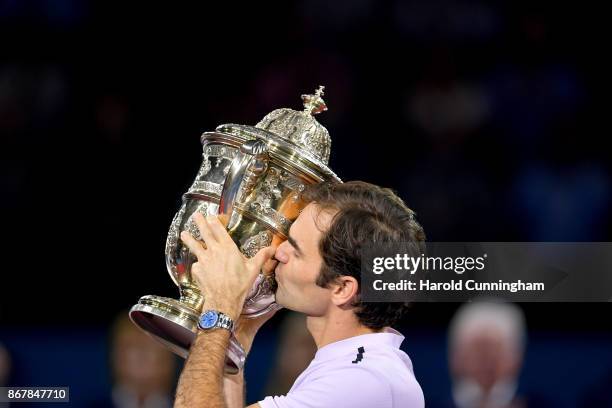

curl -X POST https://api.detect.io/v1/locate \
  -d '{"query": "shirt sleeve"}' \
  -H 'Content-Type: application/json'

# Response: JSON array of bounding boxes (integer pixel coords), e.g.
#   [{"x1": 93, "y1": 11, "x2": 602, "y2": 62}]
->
[{"x1": 258, "y1": 367, "x2": 393, "y2": 408}]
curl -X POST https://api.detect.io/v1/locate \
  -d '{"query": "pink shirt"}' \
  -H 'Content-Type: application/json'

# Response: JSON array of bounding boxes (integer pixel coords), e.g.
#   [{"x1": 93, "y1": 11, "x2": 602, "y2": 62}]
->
[{"x1": 259, "y1": 328, "x2": 424, "y2": 408}]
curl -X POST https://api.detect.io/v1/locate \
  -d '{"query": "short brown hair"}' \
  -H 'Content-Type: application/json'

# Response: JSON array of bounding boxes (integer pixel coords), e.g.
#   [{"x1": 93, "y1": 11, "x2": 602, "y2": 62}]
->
[{"x1": 302, "y1": 181, "x2": 426, "y2": 330}]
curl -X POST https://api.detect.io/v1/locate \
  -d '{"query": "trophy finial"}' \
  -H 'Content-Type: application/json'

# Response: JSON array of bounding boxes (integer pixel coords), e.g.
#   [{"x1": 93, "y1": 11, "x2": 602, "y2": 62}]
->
[
  {"x1": 254, "y1": 85, "x2": 332, "y2": 163},
  {"x1": 301, "y1": 85, "x2": 328, "y2": 116}
]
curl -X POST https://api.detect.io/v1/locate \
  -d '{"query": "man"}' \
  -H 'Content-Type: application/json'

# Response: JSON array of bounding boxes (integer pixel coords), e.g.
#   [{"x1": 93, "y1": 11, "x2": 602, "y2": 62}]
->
[
  {"x1": 174, "y1": 181, "x2": 426, "y2": 408},
  {"x1": 442, "y1": 301, "x2": 542, "y2": 408}
]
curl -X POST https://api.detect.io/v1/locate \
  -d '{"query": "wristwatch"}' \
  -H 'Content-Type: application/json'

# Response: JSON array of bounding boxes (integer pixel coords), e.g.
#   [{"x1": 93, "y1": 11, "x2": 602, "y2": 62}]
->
[{"x1": 198, "y1": 310, "x2": 234, "y2": 332}]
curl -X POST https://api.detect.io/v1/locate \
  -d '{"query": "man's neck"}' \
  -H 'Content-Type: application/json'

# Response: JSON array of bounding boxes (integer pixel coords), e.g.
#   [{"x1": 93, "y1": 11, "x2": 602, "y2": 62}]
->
[{"x1": 306, "y1": 310, "x2": 379, "y2": 349}]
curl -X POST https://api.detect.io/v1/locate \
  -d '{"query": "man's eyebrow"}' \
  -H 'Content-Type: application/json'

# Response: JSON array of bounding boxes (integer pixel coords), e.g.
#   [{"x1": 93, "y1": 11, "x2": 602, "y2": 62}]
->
[{"x1": 287, "y1": 235, "x2": 302, "y2": 255}]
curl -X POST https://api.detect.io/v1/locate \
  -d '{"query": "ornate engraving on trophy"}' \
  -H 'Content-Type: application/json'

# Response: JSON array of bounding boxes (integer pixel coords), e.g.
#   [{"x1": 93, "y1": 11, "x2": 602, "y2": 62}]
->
[
  {"x1": 184, "y1": 201, "x2": 210, "y2": 241},
  {"x1": 280, "y1": 174, "x2": 306, "y2": 202},
  {"x1": 240, "y1": 167, "x2": 293, "y2": 234},
  {"x1": 255, "y1": 86, "x2": 331, "y2": 163},
  {"x1": 256, "y1": 168, "x2": 283, "y2": 207},
  {"x1": 240, "y1": 230, "x2": 273, "y2": 258},
  {"x1": 199, "y1": 156, "x2": 211, "y2": 175},
  {"x1": 206, "y1": 144, "x2": 236, "y2": 161},
  {"x1": 258, "y1": 111, "x2": 327, "y2": 159},
  {"x1": 188, "y1": 181, "x2": 223, "y2": 197},
  {"x1": 165, "y1": 204, "x2": 187, "y2": 264},
  {"x1": 248, "y1": 201, "x2": 291, "y2": 235}
]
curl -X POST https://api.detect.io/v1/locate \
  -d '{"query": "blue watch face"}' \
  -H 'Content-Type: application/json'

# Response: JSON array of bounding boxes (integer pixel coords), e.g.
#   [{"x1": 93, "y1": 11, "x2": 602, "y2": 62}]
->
[{"x1": 200, "y1": 311, "x2": 219, "y2": 329}]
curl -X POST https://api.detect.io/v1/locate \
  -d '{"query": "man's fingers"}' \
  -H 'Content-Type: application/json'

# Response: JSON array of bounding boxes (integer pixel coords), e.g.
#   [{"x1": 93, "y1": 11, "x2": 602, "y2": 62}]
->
[
  {"x1": 193, "y1": 213, "x2": 217, "y2": 247},
  {"x1": 206, "y1": 215, "x2": 234, "y2": 246},
  {"x1": 180, "y1": 231, "x2": 206, "y2": 260},
  {"x1": 248, "y1": 246, "x2": 277, "y2": 276},
  {"x1": 262, "y1": 258, "x2": 279, "y2": 276}
]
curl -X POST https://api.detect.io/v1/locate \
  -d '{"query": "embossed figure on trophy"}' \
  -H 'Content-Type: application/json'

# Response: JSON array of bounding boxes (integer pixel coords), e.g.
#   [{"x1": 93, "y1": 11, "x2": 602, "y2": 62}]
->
[{"x1": 130, "y1": 87, "x2": 340, "y2": 374}]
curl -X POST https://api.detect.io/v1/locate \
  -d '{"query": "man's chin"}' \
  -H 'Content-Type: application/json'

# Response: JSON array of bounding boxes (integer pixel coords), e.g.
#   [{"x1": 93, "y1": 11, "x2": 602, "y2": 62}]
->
[{"x1": 274, "y1": 289, "x2": 289, "y2": 309}]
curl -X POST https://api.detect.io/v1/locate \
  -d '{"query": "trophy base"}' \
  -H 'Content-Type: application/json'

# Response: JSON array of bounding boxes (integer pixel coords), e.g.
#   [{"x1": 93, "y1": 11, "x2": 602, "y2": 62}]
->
[{"x1": 129, "y1": 295, "x2": 245, "y2": 374}]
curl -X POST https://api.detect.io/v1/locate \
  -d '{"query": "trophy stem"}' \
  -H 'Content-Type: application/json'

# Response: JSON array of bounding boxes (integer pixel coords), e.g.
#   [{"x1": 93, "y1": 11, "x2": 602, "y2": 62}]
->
[{"x1": 179, "y1": 282, "x2": 204, "y2": 311}]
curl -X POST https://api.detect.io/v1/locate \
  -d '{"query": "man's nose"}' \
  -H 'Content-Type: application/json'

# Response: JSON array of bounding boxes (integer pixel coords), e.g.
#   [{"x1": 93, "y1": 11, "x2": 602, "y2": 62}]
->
[{"x1": 275, "y1": 241, "x2": 290, "y2": 263}]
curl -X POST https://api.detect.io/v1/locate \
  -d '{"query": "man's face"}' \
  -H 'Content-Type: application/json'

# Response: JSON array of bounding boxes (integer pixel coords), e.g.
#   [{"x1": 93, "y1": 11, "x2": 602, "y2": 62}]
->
[{"x1": 273, "y1": 203, "x2": 334, "y2": 316}]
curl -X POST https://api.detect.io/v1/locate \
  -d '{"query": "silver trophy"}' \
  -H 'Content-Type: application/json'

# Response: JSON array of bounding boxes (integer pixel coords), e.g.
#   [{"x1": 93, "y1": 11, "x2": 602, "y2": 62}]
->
[{"x1": 129, "y1": 87, "x2": 340, "y2": 373}]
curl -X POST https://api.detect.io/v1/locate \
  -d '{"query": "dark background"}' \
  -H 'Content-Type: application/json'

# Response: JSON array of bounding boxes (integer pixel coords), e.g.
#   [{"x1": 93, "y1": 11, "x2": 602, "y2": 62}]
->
[{"x1": 0, "y1": 1, "x2": 610, "y2": 407}]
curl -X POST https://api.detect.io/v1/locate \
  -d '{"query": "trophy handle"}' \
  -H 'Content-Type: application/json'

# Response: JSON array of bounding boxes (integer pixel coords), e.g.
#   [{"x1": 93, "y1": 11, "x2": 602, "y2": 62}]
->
[
  {"x1": 215, "y1": 139, "x2": 270, "y2": 373},
  {"x1": 219, "y1": 139, "x2": 269, "y2": 224}
]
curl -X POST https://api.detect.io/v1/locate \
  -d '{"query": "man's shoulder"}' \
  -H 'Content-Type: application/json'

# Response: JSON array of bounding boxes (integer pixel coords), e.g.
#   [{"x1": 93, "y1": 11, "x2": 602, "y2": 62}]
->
[
  {"x1": 308, "y1": 343, "x2": 423, "y2": 401},
  {"x1": 260, "y1": 368, "x2": 393, "y2": 408},
  {"x1": 260, "y1": 364, "x2": 423, "y2": 408},
  {"x1": 297, "y1": 348, "x2": 418, "y2": 386},
  {"x1": 261, "y1": 331, "x2": 424, "y2": 408},
  {"x1": 309, "y1": 339, "x2": 414, "y2": 376}
]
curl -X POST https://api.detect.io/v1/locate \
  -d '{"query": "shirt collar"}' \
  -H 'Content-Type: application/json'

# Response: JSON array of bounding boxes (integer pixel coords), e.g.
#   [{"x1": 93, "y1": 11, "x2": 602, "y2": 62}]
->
[{"x1": 314, "y1": 327, "x2": 405, "y2": 362}]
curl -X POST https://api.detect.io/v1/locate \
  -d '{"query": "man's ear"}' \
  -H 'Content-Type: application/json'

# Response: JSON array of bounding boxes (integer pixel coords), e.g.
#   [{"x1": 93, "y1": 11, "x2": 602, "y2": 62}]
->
[{"x1": 330, "y1": 276, "x2": 359, "y2": 307}]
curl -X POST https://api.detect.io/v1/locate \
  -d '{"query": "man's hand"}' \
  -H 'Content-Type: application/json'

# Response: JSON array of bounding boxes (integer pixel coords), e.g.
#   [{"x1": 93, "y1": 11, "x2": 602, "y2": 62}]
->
[
  {"x1": 180, "y1": 213, "x2": 276, "y2": 321},
  {"x1": 176, "y1": 214, "x2": 276, "y2": 408}
]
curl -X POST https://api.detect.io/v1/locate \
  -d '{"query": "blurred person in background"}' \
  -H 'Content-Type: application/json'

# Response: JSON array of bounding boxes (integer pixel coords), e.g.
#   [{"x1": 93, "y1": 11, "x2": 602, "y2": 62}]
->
[
  {"x1": 88, "y1": 312, "x2": 178, "y2": 408},
  {"x1": 264, "y1": 312, "x2": 317, "y2": 397},
  {"x1": 0, "y1": 343, "x2": 11, "y2": 408},
  {"x1": 438, "y1": 301, "x2": 551, "y2": 408}
]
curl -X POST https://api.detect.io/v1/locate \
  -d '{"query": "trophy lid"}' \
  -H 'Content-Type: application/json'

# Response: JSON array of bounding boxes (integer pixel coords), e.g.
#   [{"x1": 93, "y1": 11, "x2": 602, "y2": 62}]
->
[
  {"x1": 213, "y1": 86, "x2": 339, "y2": 183},
  {"x1": 255, "y1": 86, "x2": 331, "y2": 165}
]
